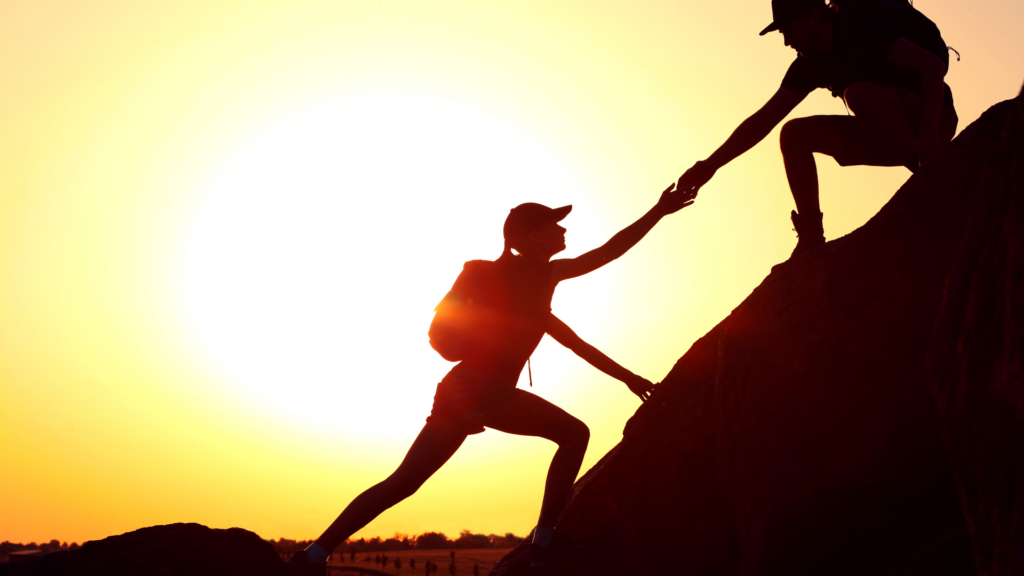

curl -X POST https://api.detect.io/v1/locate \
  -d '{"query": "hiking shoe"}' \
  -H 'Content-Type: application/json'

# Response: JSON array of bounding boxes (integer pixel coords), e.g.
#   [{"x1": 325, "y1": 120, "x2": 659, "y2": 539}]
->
[
  {"x1": 285, "y1": 550, "x2": 328, "y2": 576},
  {"x1": 529, "y1": 531, "x2": 594, "y2": 568},
  {"x1": 787, "y1": 209, "x2": 825, "y2": 261}
]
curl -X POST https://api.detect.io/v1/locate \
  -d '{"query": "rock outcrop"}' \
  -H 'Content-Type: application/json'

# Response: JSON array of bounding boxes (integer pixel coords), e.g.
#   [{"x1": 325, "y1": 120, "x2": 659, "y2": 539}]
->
[
  {"x1": 490, "y1": 90, "x2": 1024, "y2": 576},
  {"x1": 930, "y1": 86, "x2": 1024, "y2": 575},
  {"x1": 0, "y1": 524, "x2": 287, "y2": 576}
]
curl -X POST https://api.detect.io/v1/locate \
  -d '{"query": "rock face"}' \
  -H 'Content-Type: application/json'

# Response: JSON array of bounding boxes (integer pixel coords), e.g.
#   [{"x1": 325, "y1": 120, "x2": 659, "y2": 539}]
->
[
  {"x1": 490, "y1": 91, "x2": 1024, "y2": 576},
  {"x1": 930, "y1": 86, "x2": 1024, "y2": 575},
  {"x1": 0, "y1": 523, "x2": 288, "y2": 576}
]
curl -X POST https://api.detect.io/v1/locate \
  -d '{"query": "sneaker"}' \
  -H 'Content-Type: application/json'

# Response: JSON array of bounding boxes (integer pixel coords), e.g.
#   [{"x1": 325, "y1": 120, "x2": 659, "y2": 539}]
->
[
  {"x1": 529, "y1": 531, "x2": 594, "y2": 569},
  {"x1": 285, "y1": 550, "x2": 328, "y2": 576},
  {"x1": 788, "y1": 232, "x2": 825, "y2": 261}
]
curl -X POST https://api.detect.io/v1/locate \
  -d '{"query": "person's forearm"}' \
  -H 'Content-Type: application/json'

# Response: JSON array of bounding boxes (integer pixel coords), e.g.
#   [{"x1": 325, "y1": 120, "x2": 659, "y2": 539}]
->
[
  {"x1": 706, "y1": 111, "x2": 776, "y2": 169},
  {"x1": 598, "y1": 207, "x2": 664, "y2": 264},
  {"x1": 571, "y1": 340, "x2": 635, "y2": 383}
]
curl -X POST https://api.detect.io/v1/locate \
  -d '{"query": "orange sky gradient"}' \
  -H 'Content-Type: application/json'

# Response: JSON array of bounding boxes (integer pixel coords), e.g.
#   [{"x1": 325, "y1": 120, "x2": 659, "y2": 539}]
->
[{"x1": 2, "y1": 0, "x2": 1022, "y2": 544}]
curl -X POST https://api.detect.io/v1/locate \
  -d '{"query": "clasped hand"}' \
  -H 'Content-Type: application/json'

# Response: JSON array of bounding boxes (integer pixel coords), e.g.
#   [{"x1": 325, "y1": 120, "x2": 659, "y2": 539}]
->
[
  {"x1": 676, "y1": 160, "x2": 717, "y2": 195},
  {"x1": 655, "y1": 182, "x2": 699, "y2": 215}
]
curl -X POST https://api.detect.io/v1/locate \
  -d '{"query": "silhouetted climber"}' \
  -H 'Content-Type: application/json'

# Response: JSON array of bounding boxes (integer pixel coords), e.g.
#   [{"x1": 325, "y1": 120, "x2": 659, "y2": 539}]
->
[
  {"x1": 284, "y1": 185, "x2": 697, "y2": 576},
  {"x1": 350, "y1": 548, "x2": 356, "y2": 562},
  {"x1": 677, "y1": 0, "x2": 956, "y2": 261},
  {"x1": 473, "y1": 562, "x2": 479, "y2": 576},
  {"x1": 410, "y1": 558, "x2": 416, "y2": 570}
]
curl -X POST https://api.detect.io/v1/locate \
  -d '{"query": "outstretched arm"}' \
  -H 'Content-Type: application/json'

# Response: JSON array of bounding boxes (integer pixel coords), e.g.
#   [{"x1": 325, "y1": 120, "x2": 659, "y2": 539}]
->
[
  {"x1": 551, "y1": 184, "x2": 696, "y2": 282},
  {"x1": 677, "y1": 86, "x2": 806, "y2": 193},
  {"x1": 545, "y1": 313, "x2": 655, "y2": 402}
]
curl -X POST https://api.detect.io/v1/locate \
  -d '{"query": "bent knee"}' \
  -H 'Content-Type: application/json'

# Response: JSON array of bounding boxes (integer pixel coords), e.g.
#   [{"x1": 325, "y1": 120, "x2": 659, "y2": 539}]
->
[
  {"x1": 563, "y1": 420, "x2": 590, "y2": 450},
  {"x1": 780, "y1": 118, "x2": 811, "y2": 151}
]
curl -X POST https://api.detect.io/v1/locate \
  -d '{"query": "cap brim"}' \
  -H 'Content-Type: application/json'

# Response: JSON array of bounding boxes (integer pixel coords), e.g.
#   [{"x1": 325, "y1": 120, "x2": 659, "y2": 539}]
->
[
  {"x1": 551, "y1": 205, "x2": 572, "y2": 222},
  {"x1": 759, "y1": 22, "x2": 779, "y2": 35}
]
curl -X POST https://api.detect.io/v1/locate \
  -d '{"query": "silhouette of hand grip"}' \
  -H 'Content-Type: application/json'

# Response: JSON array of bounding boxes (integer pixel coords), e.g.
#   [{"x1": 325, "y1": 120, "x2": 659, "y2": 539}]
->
[
  {"x1": 656, "y1": 183, "x2": 698, "y2": 216},
  {"x1": 677, "y1": 160, "x2": 717, "y2": 194}
]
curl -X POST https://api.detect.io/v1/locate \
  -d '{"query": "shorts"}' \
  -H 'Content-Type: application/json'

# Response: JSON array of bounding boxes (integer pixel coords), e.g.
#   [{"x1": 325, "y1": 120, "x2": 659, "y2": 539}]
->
[{"x1": 427, "y1": 364, "x2": 518, "y2": 435}]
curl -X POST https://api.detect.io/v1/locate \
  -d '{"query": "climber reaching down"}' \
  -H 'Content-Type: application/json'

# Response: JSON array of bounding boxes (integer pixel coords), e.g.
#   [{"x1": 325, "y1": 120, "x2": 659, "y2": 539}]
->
[{"x1": 677, "y1": 0, "x2": 957, "y2": 262}]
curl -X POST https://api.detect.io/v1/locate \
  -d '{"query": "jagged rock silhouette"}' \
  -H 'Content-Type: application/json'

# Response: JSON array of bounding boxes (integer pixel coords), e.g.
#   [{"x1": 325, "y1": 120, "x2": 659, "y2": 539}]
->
[{"x1": 490, "y1": 89, "x2": 1024, "y2": 576}]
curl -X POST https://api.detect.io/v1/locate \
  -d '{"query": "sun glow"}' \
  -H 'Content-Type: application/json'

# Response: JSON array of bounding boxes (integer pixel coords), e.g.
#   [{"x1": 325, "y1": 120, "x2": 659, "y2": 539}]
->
[{"x1": 177, "y1": 92, "x2": 586, "y2": 440}]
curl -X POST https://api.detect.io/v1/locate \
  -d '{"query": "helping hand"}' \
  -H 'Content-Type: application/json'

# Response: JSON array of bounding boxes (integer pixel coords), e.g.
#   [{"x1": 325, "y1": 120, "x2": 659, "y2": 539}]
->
[
  {"x1": 655, "y1": 182, "x2": 698, "y2": 216},
  {"x1": 624, "y1": 374, "x2": 656, "y2": 402},
  {"x1": 677, "y1": 160, "x2": 716, "y2": 194}
]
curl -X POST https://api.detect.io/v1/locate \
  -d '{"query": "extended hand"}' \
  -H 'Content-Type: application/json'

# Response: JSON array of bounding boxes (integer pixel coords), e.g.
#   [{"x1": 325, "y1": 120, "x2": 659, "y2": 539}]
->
[
  {"x1": 655, "y1": 183, "x2": 698, "y2": 216},
  {"x1": 677, "y1": 160, "x2": 716, "y2": 194},
  {"x1": 624, "y1": 374, "x2": 656, "y2": 402}
]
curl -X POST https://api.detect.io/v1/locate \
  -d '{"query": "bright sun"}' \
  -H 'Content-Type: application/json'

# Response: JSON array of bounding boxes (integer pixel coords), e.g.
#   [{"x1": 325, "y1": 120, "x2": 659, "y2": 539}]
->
[{"x1": 177, "y1": 91, "x2": 585, "y2": 440}]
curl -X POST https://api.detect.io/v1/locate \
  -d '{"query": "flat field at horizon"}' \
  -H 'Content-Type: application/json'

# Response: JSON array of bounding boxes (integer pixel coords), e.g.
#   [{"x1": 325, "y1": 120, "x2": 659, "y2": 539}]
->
[{"x1": 328, "y1": 548, "x2": 512, "y2": 575}]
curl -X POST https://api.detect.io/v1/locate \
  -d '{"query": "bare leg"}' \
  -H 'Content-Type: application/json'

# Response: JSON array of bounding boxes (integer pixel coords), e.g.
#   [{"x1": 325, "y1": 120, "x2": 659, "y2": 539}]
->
[
  {"x1": 314, "y1": 419, "x2": 468, "y2": 551},
  {"x1": 481, "y1": 390, "x2": 590, "y2": 528},
  {"x1": 844, "y1": 82, "x2": 921, "y2": 165},
  {"x1": 779, "y1": 115, "x2": 904, "y2": 215}
]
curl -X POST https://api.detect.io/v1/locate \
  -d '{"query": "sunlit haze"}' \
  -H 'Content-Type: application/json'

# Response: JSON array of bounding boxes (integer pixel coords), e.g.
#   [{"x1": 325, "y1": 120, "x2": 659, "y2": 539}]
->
[{"x1": 3, "y1": 0, "x2": 1022, "y2": 545}]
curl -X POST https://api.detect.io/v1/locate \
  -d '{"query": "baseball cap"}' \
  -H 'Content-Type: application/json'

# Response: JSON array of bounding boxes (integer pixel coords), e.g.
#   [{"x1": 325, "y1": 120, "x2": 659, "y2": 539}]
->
[
  {"x1": 759, "y1": 0, "x2": 828, "y2": 35},
  {"x1": 503, "y1": 203, "x2": 572, "y2": 246}
]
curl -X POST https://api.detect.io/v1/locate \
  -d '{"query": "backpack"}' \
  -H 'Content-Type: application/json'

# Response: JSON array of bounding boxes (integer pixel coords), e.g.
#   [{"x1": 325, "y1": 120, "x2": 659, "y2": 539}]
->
[
  {"x1": 835, "y1": 0, "x2": 951, "y2": 71},
  {"x1": 428, "y1": 259, "x2": 509, "y2": 362}
]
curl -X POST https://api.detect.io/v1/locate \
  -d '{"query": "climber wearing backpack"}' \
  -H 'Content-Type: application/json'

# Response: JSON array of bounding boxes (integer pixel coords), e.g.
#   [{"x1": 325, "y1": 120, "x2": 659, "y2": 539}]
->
[
  {"x1": 676, "y1": 0, "x2": 957, "y2": 262},
  {"x1": 285, "y1": 185, "x2": 698, "y2": 576}
]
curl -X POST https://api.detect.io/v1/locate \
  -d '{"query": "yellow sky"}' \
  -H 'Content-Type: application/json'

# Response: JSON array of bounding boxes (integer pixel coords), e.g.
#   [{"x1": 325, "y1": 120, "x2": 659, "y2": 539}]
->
[{"x1": 2, "y1": 0, "x2": 1022, "y2": 544}]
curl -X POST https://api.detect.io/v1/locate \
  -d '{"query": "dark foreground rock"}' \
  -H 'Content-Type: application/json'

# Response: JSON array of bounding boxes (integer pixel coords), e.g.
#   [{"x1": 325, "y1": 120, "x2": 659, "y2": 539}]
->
[
  {"x1": 0, "y1": 523, "x2": 288, "y2": 576},
  {"x1": 930, "y1": 85, "x2": 1024, "y2": 575},
  {"x1": 490, "y1": 90, "x2": 1024, "y2": 576}
]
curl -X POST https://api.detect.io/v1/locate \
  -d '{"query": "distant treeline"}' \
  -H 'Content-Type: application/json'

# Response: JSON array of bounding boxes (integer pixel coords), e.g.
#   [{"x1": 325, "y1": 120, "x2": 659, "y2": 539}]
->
[
  {"x1": 2, "y1": 531, "x2": 523, "y2": 563},
  {"x1": 1, "y1": 540, "x2": 80, "y2": 561},
  {"x1": 268, "y1": 530, "x2": 524, "y2": 558}
]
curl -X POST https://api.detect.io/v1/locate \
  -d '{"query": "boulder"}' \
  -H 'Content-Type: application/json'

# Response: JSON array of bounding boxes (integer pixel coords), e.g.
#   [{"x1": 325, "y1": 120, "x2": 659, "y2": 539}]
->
[
  {"x1": 0, "y1": 523, "x2": 288, "y2": 576},
  {"x1": 490, "y1": 91, "x2": 1022, "y2": 576}
]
